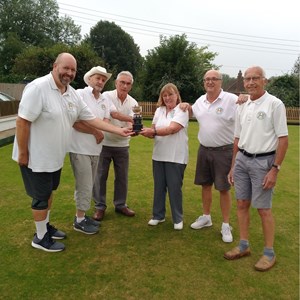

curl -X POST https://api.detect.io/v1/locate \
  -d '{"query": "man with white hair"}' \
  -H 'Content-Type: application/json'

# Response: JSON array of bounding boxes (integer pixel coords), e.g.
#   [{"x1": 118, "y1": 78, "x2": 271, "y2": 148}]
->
[
  {"x1": 93, "y1": 71, "x2": 138, "y2": 221},
  {"x1": 69, "y1": 66, "x2": 132, "y2": 234}
]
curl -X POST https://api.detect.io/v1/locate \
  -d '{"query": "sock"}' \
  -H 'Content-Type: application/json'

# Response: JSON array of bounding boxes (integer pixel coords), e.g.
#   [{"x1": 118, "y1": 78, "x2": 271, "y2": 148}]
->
[
  {"x1": 46, "y1": 210, "x2": 50, "y2": 224},
  {"x1": 35, "y1": 219, "x2": 48, "y2": 240},
  {"x1": 263, "y1": 247, "x2": 275, "y2": 260},
  {"x1": 222, "y1": 222, "x2": 230, "y2": 228},
  {"x1": 203, "y1": 214, "x2": 211, "y2": 219},
  {"x1": 239, "y1": 239, "x2": 249, "y2": 252},
  {"x1": 76, "y1": 215, "x2": 85, "y2": 223}
]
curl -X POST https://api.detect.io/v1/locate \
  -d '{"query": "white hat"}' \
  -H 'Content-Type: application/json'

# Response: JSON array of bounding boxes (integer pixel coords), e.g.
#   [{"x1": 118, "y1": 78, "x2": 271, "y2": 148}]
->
[{"x1": 83, "y1": 66, "x2": 112, "y2": 86}]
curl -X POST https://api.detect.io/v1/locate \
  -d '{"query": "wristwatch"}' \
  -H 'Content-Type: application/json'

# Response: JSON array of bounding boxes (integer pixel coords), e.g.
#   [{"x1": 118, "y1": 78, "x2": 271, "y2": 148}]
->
[{"x1": 272, "y1": 164, "x2": 281, "y2": 170}]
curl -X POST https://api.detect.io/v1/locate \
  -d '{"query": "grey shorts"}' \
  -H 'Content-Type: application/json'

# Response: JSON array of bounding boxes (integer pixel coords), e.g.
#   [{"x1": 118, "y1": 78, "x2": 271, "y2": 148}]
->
[
  {"x1": 233, "y1": 152, "x2": 275, "y2": 208},
  {"x1": 194, "y1": 144, "x2": 233, "y2": 191}
]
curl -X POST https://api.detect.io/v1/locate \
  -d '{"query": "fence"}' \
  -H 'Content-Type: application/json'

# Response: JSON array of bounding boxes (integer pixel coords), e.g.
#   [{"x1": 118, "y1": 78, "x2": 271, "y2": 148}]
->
[
  {"x1": 0, "y1": 83, "x2": 298, "y2": 122},
  {"x1": 138, "y1": 102, "x2": 300, "y2": 122}
]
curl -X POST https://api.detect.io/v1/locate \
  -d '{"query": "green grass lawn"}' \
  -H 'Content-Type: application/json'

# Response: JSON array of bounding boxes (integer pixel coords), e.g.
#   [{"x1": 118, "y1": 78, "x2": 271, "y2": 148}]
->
[{"x1": 0, "y1": 121, "x2": 299, "y2": 300}]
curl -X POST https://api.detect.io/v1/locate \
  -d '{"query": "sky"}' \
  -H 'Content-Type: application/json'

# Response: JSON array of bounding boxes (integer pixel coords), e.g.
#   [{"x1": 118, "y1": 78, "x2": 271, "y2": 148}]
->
[{"x1": 57, "y1": 0, "x2": 299, "y2": 78}]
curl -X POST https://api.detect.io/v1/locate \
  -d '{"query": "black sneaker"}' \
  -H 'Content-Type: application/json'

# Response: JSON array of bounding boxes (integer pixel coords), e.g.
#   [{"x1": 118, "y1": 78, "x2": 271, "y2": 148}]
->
[
  {"x1": 73, "y1": 218, "x2": 99, "y2": 235},
  {"x1": 47, "y1": 223, "x2": 66, "y2": 240},
  {"x1": 31, "y1": 232, "x2": 65, "y2": 252},
  {"x1": 73, "y1": 216, "x2": 100, "y2": 227},
  {"x1": 85, "y1": 216, "x2": 101, "y2": 227}
]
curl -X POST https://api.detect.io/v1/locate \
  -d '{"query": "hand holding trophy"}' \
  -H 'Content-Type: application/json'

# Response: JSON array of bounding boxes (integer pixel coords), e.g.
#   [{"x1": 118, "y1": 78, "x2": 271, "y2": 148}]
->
[{"x1": 132, "y1": 105, "x2": 143, "y2": 133}]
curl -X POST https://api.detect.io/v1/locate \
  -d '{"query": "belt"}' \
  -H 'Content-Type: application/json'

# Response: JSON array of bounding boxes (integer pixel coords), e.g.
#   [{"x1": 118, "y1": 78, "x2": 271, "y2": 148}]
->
[
  {"x1": 201, "y1": 144, "x2": 233, "y2": 151},
  {"x1": 238, "y1": 148, "x2": 275, "y2": 158}
]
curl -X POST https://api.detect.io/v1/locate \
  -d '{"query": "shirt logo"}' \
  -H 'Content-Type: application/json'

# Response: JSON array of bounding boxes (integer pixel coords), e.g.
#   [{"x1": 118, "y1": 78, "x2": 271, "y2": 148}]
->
[
  {"x1": 257, "y1": 111, "x2": 266, "y2": 120},
  {"x1": 67, "y1": 102, "x2": 75, "y2": 112},
  {"x1": 101, "y1": 104, "x2": 106, "y2": 110},
  {"x1": 216, "y1": 107, "x2": 223, "y2": 114}
]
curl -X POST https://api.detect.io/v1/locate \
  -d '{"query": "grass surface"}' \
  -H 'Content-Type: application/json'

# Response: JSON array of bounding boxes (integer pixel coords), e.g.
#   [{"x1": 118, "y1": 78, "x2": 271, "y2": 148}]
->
[{"x1": 0, "y1": 121, "x2": 299, "y2": 300}]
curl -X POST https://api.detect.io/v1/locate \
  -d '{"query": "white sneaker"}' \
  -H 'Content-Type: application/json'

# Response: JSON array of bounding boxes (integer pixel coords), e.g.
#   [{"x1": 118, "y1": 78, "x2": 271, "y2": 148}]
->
[
  {"x1": 148, "y1": 219, "x2": 165, "y2": 226},
  {"x1": 190, "y1": 215, "x2": 212, "y2": 229},
  {"x1": 174, "y1": 221, "x2": 183, "y2": 230},
  {"x1": 221, "y1": 223, "x2": 233, "y2": 243}
]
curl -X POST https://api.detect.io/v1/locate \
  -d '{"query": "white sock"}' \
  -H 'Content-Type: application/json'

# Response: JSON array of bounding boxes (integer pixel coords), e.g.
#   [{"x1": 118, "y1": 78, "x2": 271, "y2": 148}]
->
[
  {"x1": 203, "y1": 214, "x2": 211, "y2": 219},
  {"x1": 46, "y1": 210, "x2": 50, "y2": 224},
  {"x1": 76, "y1": 215, "x2": 85, "y2": 223},
  {"x1": 35, "y1": 219, "x2": 48, "y2": 240}
]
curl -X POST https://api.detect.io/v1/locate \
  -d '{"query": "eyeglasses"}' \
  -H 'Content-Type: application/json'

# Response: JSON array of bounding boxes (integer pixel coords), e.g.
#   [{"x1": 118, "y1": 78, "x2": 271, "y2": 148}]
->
[
  {"x1": 243, "y1": 76, "x2": 264, "y2": 82},
  {"x1": 203, "y1": 77, "x2": 222, "y2": 83},
  {"x1": 118, "y1": 80, "x2": 132, "y2": 86}
]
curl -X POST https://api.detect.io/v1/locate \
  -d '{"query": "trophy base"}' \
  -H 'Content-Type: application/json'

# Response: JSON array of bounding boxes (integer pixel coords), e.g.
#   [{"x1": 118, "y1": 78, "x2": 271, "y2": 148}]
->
[{"x1": 133, "y1": 124, "x2": 143, "y2": 133}]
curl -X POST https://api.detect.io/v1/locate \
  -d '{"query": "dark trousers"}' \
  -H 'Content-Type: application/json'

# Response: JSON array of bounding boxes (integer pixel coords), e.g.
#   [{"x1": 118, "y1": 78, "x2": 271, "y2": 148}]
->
[
  {"x1": 152, "y1": 160, "x2": 186, "y2": 224},
  {"x1": 93, "y1": 146, "x2": 129, "y2": 210}
]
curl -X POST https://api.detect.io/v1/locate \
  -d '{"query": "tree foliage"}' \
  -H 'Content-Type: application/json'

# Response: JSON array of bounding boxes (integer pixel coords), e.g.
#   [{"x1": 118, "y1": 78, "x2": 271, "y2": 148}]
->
[
  {"x1": 0, "y1": 0, "x2": 81, "y2": 78},
  {"x1": 267, "y1": 74, "x2": 299, "y2": 107},
  {"x1": 12, "y1": 42, "x2": 104, "y2": 88},
  {"x1": 87, "y1": 21, "x2": 143, "y2": 78},
  {"x1": 142, "y1": 34, "x2": 218, "y2": 102},
  {"x1": 0, "y1": 0, "x2": 81, "y2": 46}
]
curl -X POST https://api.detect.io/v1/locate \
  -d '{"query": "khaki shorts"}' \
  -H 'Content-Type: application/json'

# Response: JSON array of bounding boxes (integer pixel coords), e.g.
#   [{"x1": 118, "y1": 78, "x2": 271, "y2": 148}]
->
[{"x1": 233, "y1": 152, "x2": 275, "y2": 208}]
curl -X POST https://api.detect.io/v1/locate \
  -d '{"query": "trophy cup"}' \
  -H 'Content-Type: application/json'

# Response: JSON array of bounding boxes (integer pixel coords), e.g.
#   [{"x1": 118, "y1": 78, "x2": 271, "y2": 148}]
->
[{"x1": 132, "y1": 105, "x2": 143, "y2": 133}]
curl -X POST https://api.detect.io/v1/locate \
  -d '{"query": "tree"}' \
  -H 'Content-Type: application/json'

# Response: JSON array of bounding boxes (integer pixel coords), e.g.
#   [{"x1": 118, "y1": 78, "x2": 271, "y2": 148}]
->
[
  {"x1": 87, "y1": 21, "x2": 142, "y2": 78},
  {"x1": 142, "y1": 34, "x2": 218, "y2": 102},
  {"x1": 267, "y1": 74, "x2": 299, "y2": 107},
  {"x1": 12, "y1": 42, "x2": 104, "y2": 88},
  {"x1": 0, "y1": 0, "x2": 81, "y2": 46},
  {"x1": 0, "y1": 0, "x2": 81, "y2": 79},
  {"x1": 0, "y1": 32, "x2": 25, "y2": 76}
]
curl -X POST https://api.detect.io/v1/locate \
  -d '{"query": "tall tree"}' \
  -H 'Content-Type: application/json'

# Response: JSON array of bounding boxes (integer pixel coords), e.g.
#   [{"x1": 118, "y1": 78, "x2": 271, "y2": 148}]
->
[
  {"x1": 87, "y1": 21, "x2": 142, "y2": 78},
  {"x1": 142, "y1": 34, "x2": 218, "y2": 102},
  {"x1": 267, "y1": 74, "x2": 299, "y2": 107},
  {"x1": 0, "y1": 0, "x2": 81, "y2": 78},
  {"x1": 0, "y1": 0, "x2": 81, "y2": 46},
  {"x1": 12, "y1": 42, "x2": 104, "y2": 88}
]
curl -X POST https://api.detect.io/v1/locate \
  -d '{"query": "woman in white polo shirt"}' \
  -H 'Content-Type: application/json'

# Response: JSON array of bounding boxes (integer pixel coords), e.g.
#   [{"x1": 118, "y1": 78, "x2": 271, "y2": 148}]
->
[{"x1": 141, "y1": 83, "x2": 189, "y2": 230}]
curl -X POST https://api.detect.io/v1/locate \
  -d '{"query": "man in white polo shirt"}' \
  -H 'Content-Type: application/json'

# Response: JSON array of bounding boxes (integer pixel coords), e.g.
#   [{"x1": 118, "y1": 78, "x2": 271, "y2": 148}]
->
[
  {"x1": 224, "y1": 66, "x2": 288, "y2": 272},
  {"x1": 189, "y1": 69, "x2": 238, "y2": 243},
  {"x1": 93, "y1": 71, "x2": 138, "y2": 221}
]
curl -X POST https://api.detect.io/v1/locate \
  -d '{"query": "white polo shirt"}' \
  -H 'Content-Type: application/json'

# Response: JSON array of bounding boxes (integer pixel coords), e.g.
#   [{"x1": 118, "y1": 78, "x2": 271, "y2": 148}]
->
[
  {"x1": 192, "y1": 90, "x2": 238, "y2": 147},
  {"x1": 12, "y1": 73, "x2": 96, "y2": 172},
  {"x1": 102, "y1": 89, "x2": 138, "y2": 147},
  {"x1": 235, "y1": 91, "x2": 288, "y2": 154},
  {"x1": 152, "y1": 105, "x2": 189, "y2": 164},
  {"x1": 69, "y1": 86, "x2": 112, "y2": 155}
]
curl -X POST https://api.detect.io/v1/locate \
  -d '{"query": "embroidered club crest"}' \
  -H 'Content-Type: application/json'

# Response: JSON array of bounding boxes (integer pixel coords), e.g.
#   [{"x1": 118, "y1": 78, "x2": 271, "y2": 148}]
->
[
  {"x1": 257, "y1": 111, "x2": 266, "y2": 120},
  {"x1": 216, "y1": 107, "x2": 223, "y2": 114}
]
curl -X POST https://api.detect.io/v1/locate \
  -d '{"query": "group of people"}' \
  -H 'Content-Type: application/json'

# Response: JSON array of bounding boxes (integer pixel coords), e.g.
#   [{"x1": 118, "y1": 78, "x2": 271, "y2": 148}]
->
[{"x1": 12, "y1": 52, "x2": 288, "y2": 272}]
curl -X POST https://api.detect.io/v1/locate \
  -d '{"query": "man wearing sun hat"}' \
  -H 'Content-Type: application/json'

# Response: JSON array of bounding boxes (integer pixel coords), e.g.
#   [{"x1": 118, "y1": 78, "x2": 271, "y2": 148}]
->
[{"x1": 69, "y1": 66, "x2": 132, "y2": 234}]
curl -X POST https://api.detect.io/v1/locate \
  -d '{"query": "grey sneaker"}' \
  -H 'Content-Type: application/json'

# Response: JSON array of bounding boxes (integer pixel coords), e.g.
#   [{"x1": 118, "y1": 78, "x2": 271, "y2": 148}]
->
[
  {"x1": 84, "y1": 216, "x2": 101, "y2": 227},
  {"x1": 190, "y1": 215, "x2": 212, "y2": 229},
  {"x1": 47, "y1": 223, "x2": 66, "y2": 240},
  {"x1": 73, "y1": 218, "x2": 99, "y2": 235},
  {"x1": 73, "y1": 216, "x2": 100, "y2": 227},
  {"x1": 31, "y1": 232, "x2": 65, "y2": 252}
]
